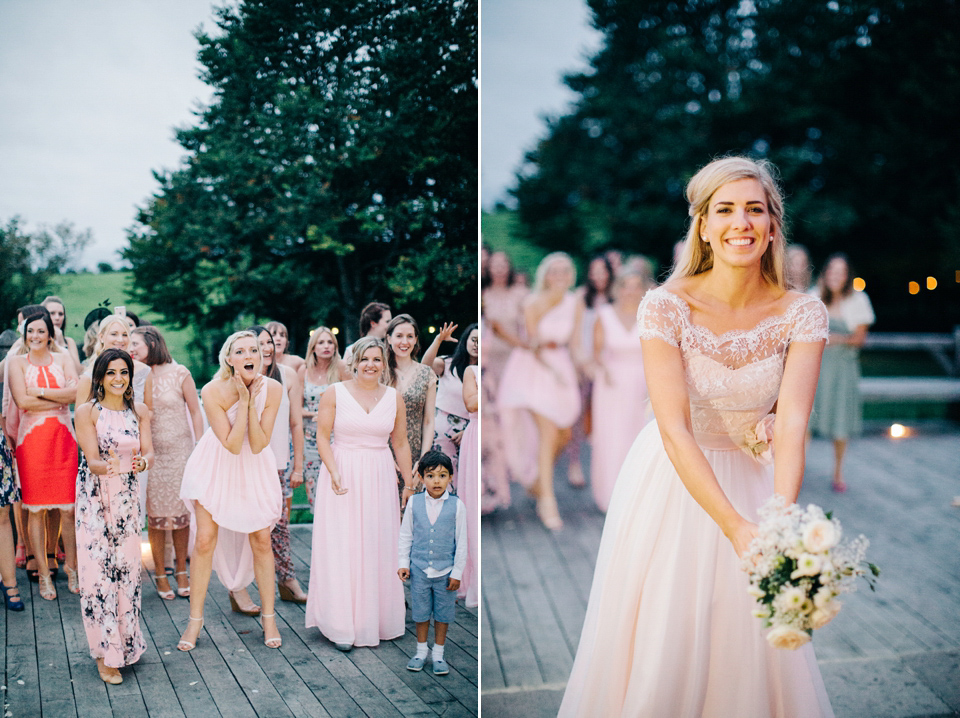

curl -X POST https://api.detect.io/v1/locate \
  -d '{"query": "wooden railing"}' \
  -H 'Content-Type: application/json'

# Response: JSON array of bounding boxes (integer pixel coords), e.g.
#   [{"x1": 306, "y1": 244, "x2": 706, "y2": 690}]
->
[{"x1": 860, "y1": 327, "x2": 960, "y2": 402}]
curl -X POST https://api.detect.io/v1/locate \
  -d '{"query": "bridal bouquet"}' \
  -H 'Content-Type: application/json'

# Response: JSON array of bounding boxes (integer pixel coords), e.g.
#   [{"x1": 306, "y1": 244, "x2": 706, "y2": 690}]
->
[{"x1": 743, "y1": 496, "x2": 879, "y2": 650}]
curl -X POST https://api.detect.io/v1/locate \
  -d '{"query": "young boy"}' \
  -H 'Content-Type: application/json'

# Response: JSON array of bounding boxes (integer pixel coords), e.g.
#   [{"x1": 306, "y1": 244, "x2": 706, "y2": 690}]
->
[{"x1": 397, "y1": 450, "x2": 467, "y2": 675}]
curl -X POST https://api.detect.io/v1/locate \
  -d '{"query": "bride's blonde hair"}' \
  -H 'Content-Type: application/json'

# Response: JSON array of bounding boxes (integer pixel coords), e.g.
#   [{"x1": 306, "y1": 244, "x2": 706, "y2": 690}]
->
[{"x1": 670, "y1": 156, "x2": 787, "y2": 289}]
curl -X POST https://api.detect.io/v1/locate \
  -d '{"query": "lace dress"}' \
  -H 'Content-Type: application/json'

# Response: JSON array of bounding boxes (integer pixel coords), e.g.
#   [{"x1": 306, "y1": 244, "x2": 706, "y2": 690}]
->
[
  {"x1": 146, "y1": 363, "x2": 193, "y2": 529},
  {"x1": 392, "y1": 362, "x2": 434, "y2": 496},
  {"x1": 559, "y1": 287, "x2": 834, "y2": 718},
  {"x1": 75, "y1": 403, "x2": 146, "y2": 668}
]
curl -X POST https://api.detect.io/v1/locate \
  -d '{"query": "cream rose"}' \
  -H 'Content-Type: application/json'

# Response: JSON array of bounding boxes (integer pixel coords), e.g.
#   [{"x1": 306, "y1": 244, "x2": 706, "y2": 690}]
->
[
  {"x1": 802, "y1": 520, "x2": 838, "y2": 553},
  {"x1": 790, "y1": 553, "x2": 822, "y2": 579},
  {"x1": 810, "y1": 601, "x2": 842, "y2": 629},
  {"x1": 766, "y1": 625, "x2": 811, "y2": 650}
]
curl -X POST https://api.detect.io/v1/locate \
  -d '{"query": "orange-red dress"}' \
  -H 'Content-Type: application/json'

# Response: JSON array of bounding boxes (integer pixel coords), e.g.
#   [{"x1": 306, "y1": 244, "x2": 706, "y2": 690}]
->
[{"x1": 15, "y1": 357, "x2": 78, "y2": 509}]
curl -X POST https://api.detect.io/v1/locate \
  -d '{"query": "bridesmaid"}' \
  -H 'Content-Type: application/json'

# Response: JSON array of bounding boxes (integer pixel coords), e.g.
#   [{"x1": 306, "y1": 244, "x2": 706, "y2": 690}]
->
[
  {"x1": 811, "y1": 253, "x2": 875, "y2": 492},
  {"x1": 589, "y1": 267, "x2": 653, "y2": 512},
  {"x1": 305, "y1": 337, "x2": 413, "y2": 650},
  {"x1": 457, "y1": 364, "x2": 479, "y2": 608},
  {"x1": 41, "y1": 296, "x2": 83, "y2": 373},
  {"x1": 76, "y1": 316, "x2": 153, "y2": 410},
  {"x1": 177, "y1": 331, "x2": 284, "y2": 652},
  {"x1": 268, "y1": 321, "x2": 305, "y2": 373},
  {"x1": 7, "y1": 306, "x2": 79, "y2": 599},
  {"x1": 74, "y1": 349, "x2": 153, "y2": 684},
  {"x1": 384, "y1": 314, "x2": 437, "y2": 491},
  {"x1": 298, "y1": 327, "x2": 343, "y2": 508},
  {"x1": 423, "y1": 323, "x2": 478, "y2": 488},
  {"x1": 130, "y1": 327, "x2": 203, "y2": 600}
]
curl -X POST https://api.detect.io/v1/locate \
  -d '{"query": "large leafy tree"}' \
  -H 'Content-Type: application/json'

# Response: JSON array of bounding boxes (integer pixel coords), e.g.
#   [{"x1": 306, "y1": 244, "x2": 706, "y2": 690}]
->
[
  {"x1": 513, "y1": 0, "x2": 960, "y2": 330},
  {"x1": 124, "y1": 0, "x2": 477, "y2": 355},
  {"x1": 0, "y1": 217, "x2": 91, "y2": 327}
]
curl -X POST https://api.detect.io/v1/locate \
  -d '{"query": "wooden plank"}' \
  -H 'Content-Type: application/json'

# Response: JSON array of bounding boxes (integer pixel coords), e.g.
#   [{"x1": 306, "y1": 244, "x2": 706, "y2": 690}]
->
[
  {"x1": 394, "y1": 618, "x2": 478, "y2": 713},
  {"x1": 6, "y1": 579, "x2": 42, "y2": 718},
  {"x1": 350, "y1": 646, "x2": 437, "y2": 717},
  {"x1": 479, "y1": 589, "x2": 505, "y2": 691}
]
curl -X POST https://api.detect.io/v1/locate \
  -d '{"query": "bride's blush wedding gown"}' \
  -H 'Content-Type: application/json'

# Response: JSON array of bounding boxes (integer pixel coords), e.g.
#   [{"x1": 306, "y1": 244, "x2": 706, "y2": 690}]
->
[{"x1": 558, "y1": 287, "x2": 835, "y2": 718}]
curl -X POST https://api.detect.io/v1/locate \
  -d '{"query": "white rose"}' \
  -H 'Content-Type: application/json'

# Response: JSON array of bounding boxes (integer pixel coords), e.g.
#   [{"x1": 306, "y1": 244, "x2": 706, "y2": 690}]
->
[
  {"x1": 747, "y1": 584, "x2": 765, "y2": 599},
  {"x1": 767, "y1": 625, "x2": 811, "y2": 650},
  {"x1": 813, "y1": 587, "x2": 835, "y2": 609},
  {"x1": 810, "y1": 601, "x2": 842, "y2": 629},
  {"x1": 802, "y1": 520, "x2": 838, "y2": 553},
  {"x1": 775, "y1": 586, "x2": 807, "y2": 613},
  {"x1": 790, "y1": 553, "x2": 822, "y2": 579}
]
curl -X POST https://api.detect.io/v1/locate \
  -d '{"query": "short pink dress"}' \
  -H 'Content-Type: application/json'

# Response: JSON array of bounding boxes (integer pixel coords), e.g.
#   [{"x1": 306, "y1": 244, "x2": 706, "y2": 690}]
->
[
  {"x1": 590, "y1": 304, "x2": 649, "y2": 512},
  {"x1": 305, "y1": 383, "x2": 405, "y2": 647},
  {"x1": 497, "y1": 292, "x2": 581, "y2": 488},
  {"x1": 179, "y1": 388, "x2": 281, "y2": 533},
  {"x1": 456, "y1": 365, "x2": 479, "y2": 608}
]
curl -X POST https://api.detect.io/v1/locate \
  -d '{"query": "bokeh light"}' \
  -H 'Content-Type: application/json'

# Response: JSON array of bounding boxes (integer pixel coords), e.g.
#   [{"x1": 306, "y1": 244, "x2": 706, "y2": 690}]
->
[
  {"x1": 908, "y1": 281, "x2": 920, "y2": 295},
  {"x1": 852, "y1": 277, "x2": 866, "y2": 291},
  {"x1": 926, "y1": 276, "x2": 937, "y2": 290},
  {"x1": 890, "y1": 423, "x2": 908, "y2": 439}
]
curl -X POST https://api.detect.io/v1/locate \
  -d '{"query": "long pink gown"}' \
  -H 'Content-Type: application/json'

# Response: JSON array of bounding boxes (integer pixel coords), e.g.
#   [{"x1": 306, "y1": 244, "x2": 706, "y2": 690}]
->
[
  {"x1": 590, "y1": 303, "x2": 649, "y2": 512},
  {"x1": 75, "y1": 404, "x2": 145, "y2": 668},
  {"x1": 305, "y1": 383, "x2": 405, "y2": 647},
  {"x1": 180, "y1": 388, "x2": 282, "y2": 590},
  {"x1": 497, "y1": 292, "x2": 581, "y2": 489},
  {"x1": 456, "y1": 365, "x2": 479, "y2": 607},
  {"x1": 559, "y1": 288, "x2": 834, "y2": 718}
]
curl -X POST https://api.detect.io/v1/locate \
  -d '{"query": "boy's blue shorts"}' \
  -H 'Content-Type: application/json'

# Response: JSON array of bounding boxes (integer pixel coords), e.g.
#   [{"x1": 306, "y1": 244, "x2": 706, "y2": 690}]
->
[{"x1": 410, "y1": 569, "x2": 457, "y2": 624}]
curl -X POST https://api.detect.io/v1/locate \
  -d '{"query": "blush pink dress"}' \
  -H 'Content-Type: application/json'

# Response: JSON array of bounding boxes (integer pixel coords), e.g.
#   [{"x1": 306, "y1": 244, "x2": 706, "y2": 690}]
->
[
  {"x1": 559, "y1": 288, "x2": 834, "y2": 718},
  {"x1": 456, "y1": 365, "x2": 479, "y2": 608},
  {"x1": 305, "y1": 383, "x2": 404, "y2": 647},
  {"x1": 497, "y1": 292, "x2": 581, "y2": 489},
  {"x1": 590, "y1": 303, "x2": 650, "y2": 512},
  {"x1": 180, "y1": 388, "x2": 282, "y2": 589}
]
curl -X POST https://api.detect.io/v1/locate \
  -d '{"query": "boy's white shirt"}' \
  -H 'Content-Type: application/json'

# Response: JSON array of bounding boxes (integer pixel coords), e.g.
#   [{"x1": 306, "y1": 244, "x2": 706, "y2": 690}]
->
[{"x1": 398, "y1": 491, "x2": 467, "y2": 580}]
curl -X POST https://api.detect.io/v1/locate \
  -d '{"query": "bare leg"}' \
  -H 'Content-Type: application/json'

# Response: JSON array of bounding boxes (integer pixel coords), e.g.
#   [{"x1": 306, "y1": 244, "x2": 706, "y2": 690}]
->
[
  {"x1": 179, "y1": 504, "x2": 218, "y2": 647},
  {"x1": 531, "y1": 412, "x2": 562, "y2": 530},
  {"x1": 45, "y1": 509, "x2": 60, "y2": 561},
  {"x1": 148, "y1": 526, "x2": 173, "y2": 593},
  {"x1": 27, "y1": 509, "x2": 49, "y2": 579},
  {"x1": 173, "y1": 526, "x2": 190, "y2": 579},
  {"x1": 0, "y1": 509, "x2": 20, "y2": 600},
  {"x1": 58, "y1": 508, "x2": 77, "y2": 572},
  {"x1": 832, "y1": 439, "x2": 848, "y2": 491},
  {"x1": 250, "y1": 528, "x2": 280, "y2": 645},
  {"x1": 13, "y1": 502, "x2": 26, "y2": 566}
]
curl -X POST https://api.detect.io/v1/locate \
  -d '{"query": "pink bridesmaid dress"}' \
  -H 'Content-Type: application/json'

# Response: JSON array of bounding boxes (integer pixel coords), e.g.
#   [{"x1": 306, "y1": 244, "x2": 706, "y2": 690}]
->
[
  {"x1": 305, "y1": 383, "x2": 405, "y2": 647},
  {"x1": 179, "y1": 388, "x2": 282, "y2": 589},
  {"x1": 497, "y1": 292, "x2": 581, "y2": 489},
  {"x1": 590, "y1": 303, "x2": 649, "y2": 512},
  {"x1": 456, "y1": 365, "x2": 479, "y2": 607}
]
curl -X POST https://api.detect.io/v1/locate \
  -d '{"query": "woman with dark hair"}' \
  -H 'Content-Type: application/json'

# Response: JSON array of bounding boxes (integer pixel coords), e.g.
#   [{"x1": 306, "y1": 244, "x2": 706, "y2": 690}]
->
[
  {"x1": 811, "y1": 253, "x2": 875, "y2": 493},
  {"x1": 298, "y1": 326, "x2": 344, "y2": 507},
  {"x1": 129, "y1": 326, "x2": 203, "y2": 600},
  {"x1": 177, "y1": 330, "x2": 284, "y2": 652},
  {"x1": 423, "y1": 323, "x2": 478, "y2": 488},
  {"x1": 384, "y1": 314, "x2": 436, "y2": 494},
  {"x1": 342, "y1": 301, "x2": 392, "y2": 364},
  {"x1": 41, "y1": 295, "x2": 83, "y2": 373},
  {"x1": 74, "y1": 348, "x2": 153, "y2": 684},
  {"x1": 267, "y1": 320, "x2": 305, "y2": 374},
  {"x1": 7, "y1": 306, "x2": 79, "y2": 600}
]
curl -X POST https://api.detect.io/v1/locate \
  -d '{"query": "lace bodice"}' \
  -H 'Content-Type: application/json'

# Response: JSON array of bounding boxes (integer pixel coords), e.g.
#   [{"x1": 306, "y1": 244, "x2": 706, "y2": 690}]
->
[{"x1": 637, "y1": 287, "x2": 828, "y2": 445}]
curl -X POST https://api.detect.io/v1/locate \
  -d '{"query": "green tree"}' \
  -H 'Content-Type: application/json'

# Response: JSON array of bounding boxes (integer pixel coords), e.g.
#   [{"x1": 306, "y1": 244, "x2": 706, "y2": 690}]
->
[
  {"x1": 0, "y1": 217, "x2": 92, "y2": 326},
  {"x1": 124, "y1": 0, "x2": 478, "y2": 355},
  {"x1": 513, "y1": 0, "x2": 960, "y2": 330}
]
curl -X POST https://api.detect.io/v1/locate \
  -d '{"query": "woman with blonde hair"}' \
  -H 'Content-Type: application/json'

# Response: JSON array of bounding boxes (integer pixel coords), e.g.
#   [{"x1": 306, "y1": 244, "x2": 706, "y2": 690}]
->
[
  {"x1": 497, "y1": 252, "x2": 584, "y2": 529},
  {"x1": 176, "y1": 331, "x2": 284, "y2": 651},
  {"x1": 75, "y1": 315, "x2": 153, "y2": 412},
  {"x1": 559, "y1": 156, "x2": 833, "y2": 716},
  {"x1": 298, "y1": 326, "x2": 344, "y2": 507}
]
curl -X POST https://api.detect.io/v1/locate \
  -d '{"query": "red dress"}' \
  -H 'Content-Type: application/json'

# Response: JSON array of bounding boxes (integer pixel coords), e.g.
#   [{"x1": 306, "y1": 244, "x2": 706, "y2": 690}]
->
[{"x1": 16, "y1": 357, "x2": 78, "y2": 509}]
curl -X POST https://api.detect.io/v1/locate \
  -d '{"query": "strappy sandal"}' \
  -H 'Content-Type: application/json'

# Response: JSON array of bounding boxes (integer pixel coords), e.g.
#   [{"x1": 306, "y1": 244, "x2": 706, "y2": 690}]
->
[
  {"x1": 25, "y1": 555, "x2": 39, "y2": 583},
  {"x1": 261, "y1": 613, "x2": 282, "y2": 649},
  {"x1": 177, "y1": 616, "x2": 204, "y2": 652},
  {"x1": 154, "y1": 574, "x2": 175, "y2": 601},
  {"x1": 174, "y1": 571, "x2": 190, "y2": 598},
  {"x1": 38, "y1": 573, "x2": 57, "y2": 601},
  {"x1": 63, "y1": 565, "x2": 80, "y2": 594},
  {"x1": 1, "y1": 580, "x2": 25, "y2": 612},
  {"x1": 46, "y1": 553, "x2": 59, "y2": 581}
]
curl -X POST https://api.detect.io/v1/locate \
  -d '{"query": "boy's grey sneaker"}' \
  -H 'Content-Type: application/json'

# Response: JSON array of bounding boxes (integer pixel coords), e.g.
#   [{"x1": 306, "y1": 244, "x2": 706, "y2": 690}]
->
[
  {"x1": 407, "y1": 655, "x2": 426, "y2": 672},
  {"x1": 432, "y1": 658, "x2": 449, "y2": 675}
]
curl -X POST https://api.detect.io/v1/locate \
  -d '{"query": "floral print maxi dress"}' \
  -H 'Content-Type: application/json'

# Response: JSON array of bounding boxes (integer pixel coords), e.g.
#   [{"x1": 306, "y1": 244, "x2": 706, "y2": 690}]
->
[{"x1": 75, "y1": 403, "x2": 146, "y2": 668}]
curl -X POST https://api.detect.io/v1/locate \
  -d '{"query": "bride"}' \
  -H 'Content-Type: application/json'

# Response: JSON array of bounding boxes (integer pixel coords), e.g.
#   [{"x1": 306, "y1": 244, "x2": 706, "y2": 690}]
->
[{"x1": 558, "y1": 157, "x2": 835, "y2": 717}]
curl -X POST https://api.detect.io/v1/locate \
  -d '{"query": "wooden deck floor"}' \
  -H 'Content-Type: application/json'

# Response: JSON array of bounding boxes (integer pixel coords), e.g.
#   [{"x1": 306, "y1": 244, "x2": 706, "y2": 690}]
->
[
  {"x1": 481, "y1": 428, "x2": 960, "y2": 718},
  {"x1": 2, "y1": 525, "x2": 477, "y2": 717}
]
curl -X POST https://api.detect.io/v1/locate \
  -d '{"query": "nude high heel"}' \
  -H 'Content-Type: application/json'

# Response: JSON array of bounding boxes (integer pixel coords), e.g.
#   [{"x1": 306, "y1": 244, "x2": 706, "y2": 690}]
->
[
  {"x1": 261, "y1": 613, "x2": 282, "y2": 649},
  {"x1": 177, "y1": 616, "x2": 204, "y2": 652}
]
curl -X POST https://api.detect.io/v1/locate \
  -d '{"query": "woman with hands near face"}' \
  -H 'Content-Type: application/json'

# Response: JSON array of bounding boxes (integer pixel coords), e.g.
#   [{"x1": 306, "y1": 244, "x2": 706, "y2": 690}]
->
[{"x1": 176, "y1": 331, "x2": 284, "y2": 652}]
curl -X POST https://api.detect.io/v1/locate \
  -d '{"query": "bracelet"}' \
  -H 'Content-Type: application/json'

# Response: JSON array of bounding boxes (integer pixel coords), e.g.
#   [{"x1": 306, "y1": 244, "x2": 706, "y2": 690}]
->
[{"x1": 402, "y1": 485, "x2": 415, "y2": 492}]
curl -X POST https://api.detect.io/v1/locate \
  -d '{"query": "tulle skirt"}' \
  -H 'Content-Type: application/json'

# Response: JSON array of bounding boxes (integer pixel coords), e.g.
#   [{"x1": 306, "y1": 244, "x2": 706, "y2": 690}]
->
[{"x1": 559, "y1": 421, "x2": 834, "y2": 718}]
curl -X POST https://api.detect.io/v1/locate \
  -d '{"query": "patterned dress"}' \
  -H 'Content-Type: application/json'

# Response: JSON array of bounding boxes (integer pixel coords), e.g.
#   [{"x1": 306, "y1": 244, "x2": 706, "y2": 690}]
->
[
  {"x1": 75, "y1": 403, "x2": 146, "y2": 668},
  {"x1": 392, "y1": 362, "x2": 434, "y2": 497},
  {"x1": 0, "y1": 436, "x2": 19, "y2": 507},
  {"x1": 145, "y1": 362, "x2": 193, "y2": 529},
  {"x1": 301, "y1": 374, "x2": 330, "y2": 508}
]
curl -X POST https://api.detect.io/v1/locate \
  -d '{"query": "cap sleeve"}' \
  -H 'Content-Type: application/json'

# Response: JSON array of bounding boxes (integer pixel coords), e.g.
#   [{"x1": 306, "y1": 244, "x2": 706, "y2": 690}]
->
[
  {"x1": 842, "y1": 291, "x2": 875, "y2": 328},
  {"x1": 636, "y1": 288, "x2": 684, "y2": 347},
  {"x1": 789, "y1": 295, "x2": 829, "y2": 343}
]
